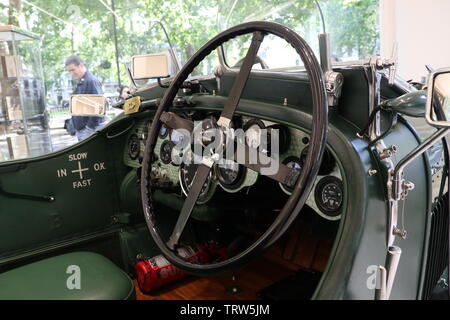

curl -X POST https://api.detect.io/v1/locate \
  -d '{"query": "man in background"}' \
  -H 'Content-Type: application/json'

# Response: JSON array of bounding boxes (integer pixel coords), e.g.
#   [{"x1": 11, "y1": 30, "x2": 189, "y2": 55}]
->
[{"x1": 65, "y1": 55, "x2": 105, "y2": 141}]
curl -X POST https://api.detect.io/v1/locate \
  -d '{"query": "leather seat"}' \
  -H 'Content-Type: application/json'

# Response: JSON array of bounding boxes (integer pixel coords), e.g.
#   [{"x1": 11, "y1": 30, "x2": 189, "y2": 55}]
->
[{"x1": 0, "y1": 252, "x2": 135, "y2": 300}]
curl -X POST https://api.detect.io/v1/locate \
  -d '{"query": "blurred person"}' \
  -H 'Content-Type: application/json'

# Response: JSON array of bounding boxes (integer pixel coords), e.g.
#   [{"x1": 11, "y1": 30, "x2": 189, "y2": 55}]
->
[
  {"x1": 65, "y1": 55, "x2": 105, "y2": 141},
  {"x1": 119, "y1": 86, "x2": 130, "y2": 101}
]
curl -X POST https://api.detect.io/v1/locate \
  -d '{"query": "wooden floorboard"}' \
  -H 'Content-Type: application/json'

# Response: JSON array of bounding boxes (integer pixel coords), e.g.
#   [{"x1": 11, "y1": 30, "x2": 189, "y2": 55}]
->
[
  {"x1": 135, "y1": 257, "x2": 296, "y2": 300},
  {"x1": 134, "y1": 222, "x2": 334, "y2": 300}
]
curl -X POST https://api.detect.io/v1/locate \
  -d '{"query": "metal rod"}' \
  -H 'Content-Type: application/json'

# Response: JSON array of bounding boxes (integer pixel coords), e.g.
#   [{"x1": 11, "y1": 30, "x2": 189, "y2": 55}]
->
[
  {"x1": 385, "y1": 246, "x2": 402, "y2": 299},
  {"x1": 110, "y1": 0, "x2": 121, "y2": 87},
  {"x1": 394, "y1": 127, "x2": 450, "y2": 179},
  {"x1": 375, "y1": 266, "x2": 387, "y2": 300},
  {"x1": 22, "y1": 0, "x2": 72, "y2": 26},
  {"x1": 319, "y1": 33, "x2": 332, "y2": 74},
  {"x1": 98, "y1": 0, "x2": 120, "y2": 20}
]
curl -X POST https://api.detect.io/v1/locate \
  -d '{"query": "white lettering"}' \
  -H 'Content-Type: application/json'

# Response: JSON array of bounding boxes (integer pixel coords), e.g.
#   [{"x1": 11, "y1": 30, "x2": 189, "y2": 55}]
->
[
  {"x1": 66, "y1": 265, "x2": 81, "y2": 290},
  {"x1": 72, "y1": 179, "x2": 92, "y2": 189},
  {"x1": 180, "y1": 304, "x2": 214, "y2": 318},
  {"x1": 93, "y1": 162, "x2": 106, "y2": 171},
  {"x1": 366, "y1": 265, "x2": 379, "y2": 290},
  {"x1": 57, "y1": 169, "x2": 67, "y2": 178},
  {"x1": 69, "y1": 153, "x2": 88, "y2": 162}
]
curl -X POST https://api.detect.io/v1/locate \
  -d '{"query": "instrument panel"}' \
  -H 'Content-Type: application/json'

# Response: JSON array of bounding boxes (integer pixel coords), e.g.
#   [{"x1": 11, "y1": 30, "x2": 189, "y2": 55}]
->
[{"x1": 124, "y1": 113, "x2": 344, "y2": 221}]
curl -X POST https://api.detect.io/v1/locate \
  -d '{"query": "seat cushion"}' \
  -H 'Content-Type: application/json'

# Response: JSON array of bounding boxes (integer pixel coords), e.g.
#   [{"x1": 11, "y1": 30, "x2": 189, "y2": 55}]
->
[{"x1": 0, "y1": 252, "x2": 135, "y2": 300}]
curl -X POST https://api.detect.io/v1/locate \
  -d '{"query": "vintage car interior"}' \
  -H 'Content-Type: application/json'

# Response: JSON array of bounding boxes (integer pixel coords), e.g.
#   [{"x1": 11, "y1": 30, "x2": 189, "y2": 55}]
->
[{"x1": 0, "y1": 17, "x2": 449, "y2": 301}]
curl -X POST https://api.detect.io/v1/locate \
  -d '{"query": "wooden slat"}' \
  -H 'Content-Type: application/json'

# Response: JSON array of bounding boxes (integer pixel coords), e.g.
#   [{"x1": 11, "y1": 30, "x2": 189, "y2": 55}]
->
[{"x1": 135, "y1": 257, "x2": 294, "y2": 300}]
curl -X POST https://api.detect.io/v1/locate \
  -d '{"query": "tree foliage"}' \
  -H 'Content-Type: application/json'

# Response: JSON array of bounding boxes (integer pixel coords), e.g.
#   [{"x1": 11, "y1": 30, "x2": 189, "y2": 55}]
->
[{"x1": 0, "y1": 0, "x2": 379, "y2": 96}]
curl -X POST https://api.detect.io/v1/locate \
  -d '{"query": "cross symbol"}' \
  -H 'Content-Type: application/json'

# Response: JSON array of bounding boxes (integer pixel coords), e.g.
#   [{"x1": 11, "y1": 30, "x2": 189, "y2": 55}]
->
[{"x1": 72, "y1": 161, "x2": 89, "y2": 180}]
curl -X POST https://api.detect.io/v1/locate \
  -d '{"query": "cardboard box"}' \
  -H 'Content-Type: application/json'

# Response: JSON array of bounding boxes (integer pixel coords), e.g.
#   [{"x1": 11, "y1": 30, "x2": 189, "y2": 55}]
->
[{"x1": 1, "y1": 55, "x2": 22, "y2": 78}]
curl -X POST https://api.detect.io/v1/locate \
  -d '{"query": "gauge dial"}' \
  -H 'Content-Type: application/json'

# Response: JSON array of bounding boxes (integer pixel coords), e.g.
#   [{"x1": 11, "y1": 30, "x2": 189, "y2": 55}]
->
[
  {"x1": 180, "y1": 163, "x2": 213, "y2": 203},
  {"x1": 128, "y1": 134, "x2": 140, "y2": 160},
  {"x1": 244, "y1": 119, "x2": 265, "y2": 149},
  {"x1": 266, "y1": 124, "x2": 291, "y2": 155},
  {"x1": 160, "y1": 140, "x2": 175, "y2": 165},
  {"x1": 279, "y1": 156, "x2": 302, "y2": 194},
  {"x1": 159, "y1": 124, "x2": 169, "y2": 139},
  {"x1": 314, "y1": 176, "x2": 343, "y2": 217},
  {"x1": 215, "y1": 161, "x2": 246, "y2": 190},
  {"x1": 170, "y1": 129, "x2": 186, "y2": 145}
]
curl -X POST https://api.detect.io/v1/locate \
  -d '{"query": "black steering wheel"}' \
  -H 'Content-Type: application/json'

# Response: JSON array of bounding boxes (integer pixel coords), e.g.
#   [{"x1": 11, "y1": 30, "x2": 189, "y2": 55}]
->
[{"x1": 141, "y1": 21, "x2": 328, "y2": 276}]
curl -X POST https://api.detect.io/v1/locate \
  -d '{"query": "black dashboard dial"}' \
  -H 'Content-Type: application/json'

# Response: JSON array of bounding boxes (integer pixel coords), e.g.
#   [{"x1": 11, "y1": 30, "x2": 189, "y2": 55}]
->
[
  {"x1": 215, "y1": 161, "x2": 246, "y2": 190},
  {"x1": 314, "y1": 176, "x2": 343, "y2": 217},
  {"x1": 180, "y1": 163, "x2": 212, "y2": 203},
  {"x1": 160, "y1": 140, "x2": 175, "y2": 165},
  {"x1": 280, "y1": 156, "x2": 302, "y2": 194},
  {"x1": 128, "y1": 134, "x2": 140, "y2": 160},
  {"x1": 266, "y1": 124, "x2": 291, "y2": 155}
]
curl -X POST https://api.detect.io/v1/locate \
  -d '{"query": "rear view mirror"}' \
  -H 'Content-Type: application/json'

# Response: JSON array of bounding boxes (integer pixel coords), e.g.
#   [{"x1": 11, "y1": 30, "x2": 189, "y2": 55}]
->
[
  {"x1": 70, "y1": 95, "x2": 106, "y2": 116},
  {"x1": 426, "y1": 68, "x2": 450, "y2": 127},
  {"x1": 132, "y1": 53, "x2": 170, "y2": 80}
]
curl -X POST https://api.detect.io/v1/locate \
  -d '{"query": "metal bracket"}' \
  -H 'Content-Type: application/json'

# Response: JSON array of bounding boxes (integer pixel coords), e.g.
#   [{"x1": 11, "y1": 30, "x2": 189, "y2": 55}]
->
[{"x1": 325, "y1": 71, "x2": 344, "y2": 107}]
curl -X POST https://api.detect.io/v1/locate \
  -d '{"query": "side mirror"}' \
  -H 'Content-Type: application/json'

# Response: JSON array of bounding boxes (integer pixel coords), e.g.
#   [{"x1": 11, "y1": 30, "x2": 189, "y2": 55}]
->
[
  {"x1": 70, "y1": 95, "x2": 106, "y2": 116},
  {"x1": 426, "y1": 68, "x2": 450, "y2": 127},
  {"x1": 131, "y1": 53, "x2": 170, "y2": 80}
]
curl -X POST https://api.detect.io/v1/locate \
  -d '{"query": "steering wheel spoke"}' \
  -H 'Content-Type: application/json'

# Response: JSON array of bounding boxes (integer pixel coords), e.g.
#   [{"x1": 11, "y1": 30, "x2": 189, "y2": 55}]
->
[
  {"x1": 234, "y1": 139, "x2": 300, "y2": 187},
  {"x1": 166, "y1": 163, "x2": 212, "y2": 250},
  {"x1": 217, "y1": 31, "x2": 265, "y2": 128},
  {"x1": 161, "y1": 112, "x2": 194, "y2": 133}
]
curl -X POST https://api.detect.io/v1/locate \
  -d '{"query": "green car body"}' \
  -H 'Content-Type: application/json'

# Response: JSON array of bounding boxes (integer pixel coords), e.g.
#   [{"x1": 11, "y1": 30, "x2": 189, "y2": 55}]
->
[{"x1": 0, "y1": 34, "x2": 446, "y2": 299}]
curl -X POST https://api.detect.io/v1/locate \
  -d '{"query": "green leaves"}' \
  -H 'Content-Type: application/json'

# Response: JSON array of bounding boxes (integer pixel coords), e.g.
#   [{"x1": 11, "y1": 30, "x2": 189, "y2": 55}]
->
[{"x1": 1, "y1": 0, "x2": 379, "y2": 95}]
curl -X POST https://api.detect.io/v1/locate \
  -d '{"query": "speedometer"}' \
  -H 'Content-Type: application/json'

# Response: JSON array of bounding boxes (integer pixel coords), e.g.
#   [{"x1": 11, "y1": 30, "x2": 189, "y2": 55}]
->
[{"x1": 179, "y1": 162, "x2": 213, "y2": 203}]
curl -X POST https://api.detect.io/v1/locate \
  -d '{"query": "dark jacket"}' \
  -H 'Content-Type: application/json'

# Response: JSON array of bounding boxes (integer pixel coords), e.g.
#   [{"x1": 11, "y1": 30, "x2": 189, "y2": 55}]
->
[{"x1": 72, "y1": 71, "x2": 104, "y2": 130}]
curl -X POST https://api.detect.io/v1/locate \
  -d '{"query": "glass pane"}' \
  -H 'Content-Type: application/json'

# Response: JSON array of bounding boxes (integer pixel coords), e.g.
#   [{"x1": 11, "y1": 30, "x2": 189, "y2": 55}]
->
[
  {"x1": 0, "y1": 0, "x2": 379, "y2": 162},
  {"x1": 0, "y1": 28, "x2": 52, "y2": 162},
  {"x1": 220, "y1": 0, "x2": 380, "y2": 69}
]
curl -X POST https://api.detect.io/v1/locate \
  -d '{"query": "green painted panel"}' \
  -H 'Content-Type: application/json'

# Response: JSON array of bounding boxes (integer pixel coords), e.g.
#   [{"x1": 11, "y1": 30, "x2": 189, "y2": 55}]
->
[{"x1": 0, "y1": 134, "x2": 122, "y2": 258}]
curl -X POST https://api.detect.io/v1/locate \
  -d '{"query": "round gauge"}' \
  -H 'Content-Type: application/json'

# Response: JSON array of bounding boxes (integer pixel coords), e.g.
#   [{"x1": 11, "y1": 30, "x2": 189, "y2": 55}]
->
[
  {"x1": 128, "y1": 134, "x2": 140, "y2": 160},
  {"x1": 300, "y1": 147, "x2": 336, "y2": 176},
  {"x1": 215, "y1": 161, "x2": 247, "y2": 190},
  {"x1": 279, "y1": 156, "x2": 302, "y2": 194},
  {"x1": 170, "y1": 129, "x2": 186, "y2": 145},
  {"x1": 266, "y1": 124, "x2": 291, "y2": 155},
  {"x1": 160, "y1": 140, "x2": 175, "y2": 165},
  {"x1": 244, "y1": 119, "x2": 265, "y2": 149},
  {"x1": 180, "y1": 163, "x2": 213, "y2": 203},
  {"x1": 314, "y1": 176, "x2": 344, "y2": 217},
  {"x1": 159, "y1": 124, "x2": 169, "y2": 139}
]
